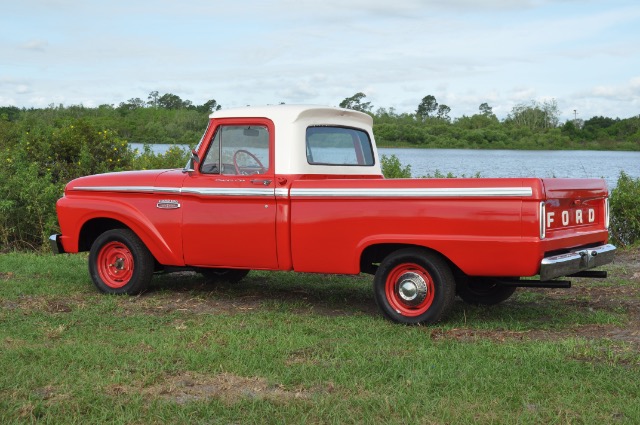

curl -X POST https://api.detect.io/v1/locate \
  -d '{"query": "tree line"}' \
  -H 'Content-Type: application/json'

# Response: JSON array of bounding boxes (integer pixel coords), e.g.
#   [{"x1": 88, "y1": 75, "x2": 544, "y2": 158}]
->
[
  {"x1": 340, "y1": 92, "x2": 639, "y2": 150},
  {"x1": 1, "y1": 91, "x2": 639, "y2": 251},
  {"x1": 1, "y1": 91, "x2": 639, "y2": 150}
]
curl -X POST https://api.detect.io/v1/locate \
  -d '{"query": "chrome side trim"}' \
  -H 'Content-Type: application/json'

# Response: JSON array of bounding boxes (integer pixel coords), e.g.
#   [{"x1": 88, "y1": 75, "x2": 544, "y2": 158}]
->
[
  {"x1": 539, "y1": 244, "x2": 616, "y2": 281},
  {"x1": 605, "y1": 198, "x2": 610, "y2": 229},
  {"x1": 72, "y1": 185, "x2": 532, "y2": 198},
  {"x1": 181, "y1": 188, "x2": 274, "y2": 197},
  {"x1": 275, "y1": 188, "x2": 289, "y2": 197},
  {"x1": 290, "y1": 187, "x2": 533, "y2": 198},
  {"x1": 73, "y1": 186, "x2": 181, "y2": 194},
  {"x1": 71, "y1": 186, "x2": 276, "y2": 197}
]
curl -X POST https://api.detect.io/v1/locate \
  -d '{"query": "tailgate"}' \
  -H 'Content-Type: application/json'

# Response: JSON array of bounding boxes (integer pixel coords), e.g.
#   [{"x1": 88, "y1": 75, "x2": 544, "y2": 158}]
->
[{"x1": 541, "y1": 178, "x2": 609, "y2": 239}]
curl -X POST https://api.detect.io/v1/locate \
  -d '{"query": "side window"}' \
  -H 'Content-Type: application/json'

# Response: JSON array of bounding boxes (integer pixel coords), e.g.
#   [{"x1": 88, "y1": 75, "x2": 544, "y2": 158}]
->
[
  {"x1": 306, "y1": 126, "x2": 374, "y2": 166},
  {"x1": 201, "y1": 125, "x2": 270, "y2": 175}
]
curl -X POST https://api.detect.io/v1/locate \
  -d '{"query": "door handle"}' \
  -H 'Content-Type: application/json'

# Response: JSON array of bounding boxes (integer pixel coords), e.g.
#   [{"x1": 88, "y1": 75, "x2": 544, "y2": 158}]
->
[{"x1": 250, "y1": 179, "x2": 272, "y2": 186}]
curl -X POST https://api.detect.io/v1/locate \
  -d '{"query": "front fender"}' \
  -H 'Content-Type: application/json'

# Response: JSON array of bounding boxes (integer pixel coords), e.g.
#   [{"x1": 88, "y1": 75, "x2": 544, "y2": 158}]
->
[{"x1": 56, "y1": 195, "x2": 184, "y2": 266}]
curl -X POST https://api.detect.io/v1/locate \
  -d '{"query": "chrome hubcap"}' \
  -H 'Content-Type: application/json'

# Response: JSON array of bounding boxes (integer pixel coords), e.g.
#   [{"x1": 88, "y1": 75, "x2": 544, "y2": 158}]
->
[{"x1": 397, "y1": 272, "x2": 428, "y2": 306}]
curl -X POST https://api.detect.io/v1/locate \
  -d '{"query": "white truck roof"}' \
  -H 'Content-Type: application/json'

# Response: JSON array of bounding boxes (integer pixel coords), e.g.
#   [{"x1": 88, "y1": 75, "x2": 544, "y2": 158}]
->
[{"x1": 210, "y1": 105, "x2": 382, "y2": 176}]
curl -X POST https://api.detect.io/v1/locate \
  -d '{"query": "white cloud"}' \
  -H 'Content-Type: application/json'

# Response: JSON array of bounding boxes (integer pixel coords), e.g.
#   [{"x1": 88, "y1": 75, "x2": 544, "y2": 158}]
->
[
  {"x1": 0, "y1": 0, "x2": 638, "y2": 121},
  {"x1": 20, "y1": 39, "x2": 48, "y2": 52},
  {"x1": 583, "y1": 77, "x2": 640, "y2": 102}
]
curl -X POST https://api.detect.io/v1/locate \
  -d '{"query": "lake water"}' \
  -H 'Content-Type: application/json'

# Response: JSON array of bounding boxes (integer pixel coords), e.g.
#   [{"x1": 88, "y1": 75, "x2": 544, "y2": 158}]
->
[
  {"x1": 131, "y1": 143, "x2": 639, "y2": 189},
  {"x1": 379, "y1": 148, "x2": 640, "y2": 189}
]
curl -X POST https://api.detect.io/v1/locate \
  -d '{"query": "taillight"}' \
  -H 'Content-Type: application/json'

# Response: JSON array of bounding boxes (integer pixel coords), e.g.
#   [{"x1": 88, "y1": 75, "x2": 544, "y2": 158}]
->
[{"x1": 605, "y1": 198, "x2": 610, "y2": 229}]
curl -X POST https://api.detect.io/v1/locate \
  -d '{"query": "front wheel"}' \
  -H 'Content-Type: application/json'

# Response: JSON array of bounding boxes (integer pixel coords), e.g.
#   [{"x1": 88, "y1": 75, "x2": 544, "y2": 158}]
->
[
  {"x1": 373, "y1": 248, "x2": 456, "y2": 325},
  {"x1": 89, "y1": 229, "x2": 154, "y2": 294}
]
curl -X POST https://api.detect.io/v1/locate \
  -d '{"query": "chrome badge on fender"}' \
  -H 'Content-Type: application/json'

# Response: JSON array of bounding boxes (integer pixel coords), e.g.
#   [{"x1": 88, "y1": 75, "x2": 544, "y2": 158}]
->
[{"x1": 156, "y1": 200, "x2": 181, "y2": 210}]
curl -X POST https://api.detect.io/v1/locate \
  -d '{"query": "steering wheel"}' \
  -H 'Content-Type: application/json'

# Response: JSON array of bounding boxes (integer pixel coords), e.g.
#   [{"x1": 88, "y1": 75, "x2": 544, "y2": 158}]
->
[{"x1": 233, "y1": 149, "x2": 265, "y2": 175}]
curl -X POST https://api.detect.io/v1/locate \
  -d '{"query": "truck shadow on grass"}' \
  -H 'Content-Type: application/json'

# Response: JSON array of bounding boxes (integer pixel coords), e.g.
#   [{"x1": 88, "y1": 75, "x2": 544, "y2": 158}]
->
[
  {"x1": 143, "y1": 271, "x2": 380, "y2": 318},
  {"x1": 131, "y1": 263, "x2": 640, "y2": 349}
]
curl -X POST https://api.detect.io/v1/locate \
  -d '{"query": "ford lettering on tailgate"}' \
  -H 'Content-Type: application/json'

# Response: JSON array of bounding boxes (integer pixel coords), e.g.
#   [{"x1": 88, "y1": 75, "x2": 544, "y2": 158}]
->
[{"x1": 545, "y1": 202, "x2": 599, "y2": 230}]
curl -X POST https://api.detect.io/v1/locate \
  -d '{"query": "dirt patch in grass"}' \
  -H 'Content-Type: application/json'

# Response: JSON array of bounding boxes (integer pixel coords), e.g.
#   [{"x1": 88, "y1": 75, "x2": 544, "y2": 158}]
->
[
  {"x1": 10, "y1": 295, "x2": 86, "y2": 314},
  {"x1": 428, "y1": 323, "x2": 640, "y2": 349},
  {"x1": 119, "y1": 291, "x2": 266, "y2": 317},
  {"x1": 114, "y1": 272, "x2": 377, "y2": 319},
  {"x1": 0, "y1": 271, "x2": 14, "y2": 280},
  {"x1": 137, "y1": 371, "x2": 317, "y2": 405}
]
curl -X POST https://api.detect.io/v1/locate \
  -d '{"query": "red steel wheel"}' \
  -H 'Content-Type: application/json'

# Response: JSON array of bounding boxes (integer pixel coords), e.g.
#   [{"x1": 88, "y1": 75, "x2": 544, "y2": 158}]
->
[
  {"x1": 374, "y1": 248, "x2": 456, "y2": 325},
  {"x1": 89, "y1": 229, "x2": 154, "y2": 295},
  {"x1": 384, "y1": 263, "x2": 435, "y2": 317},
  {"x1": 96, "y1": 241, "x2": 135, "y2": 289}
]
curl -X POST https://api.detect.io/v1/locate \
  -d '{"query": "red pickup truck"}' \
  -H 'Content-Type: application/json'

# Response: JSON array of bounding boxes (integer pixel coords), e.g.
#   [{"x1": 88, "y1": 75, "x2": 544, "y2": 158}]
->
[{"x1": 51, "y1": 105, "x2": 616, "y2": 324}]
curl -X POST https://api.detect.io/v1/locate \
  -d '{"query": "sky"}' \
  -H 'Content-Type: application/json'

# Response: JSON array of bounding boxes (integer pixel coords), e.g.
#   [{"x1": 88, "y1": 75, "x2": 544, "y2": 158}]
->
[{"x1": 1, "y1": 0, "x2": 639, "y2": 121}]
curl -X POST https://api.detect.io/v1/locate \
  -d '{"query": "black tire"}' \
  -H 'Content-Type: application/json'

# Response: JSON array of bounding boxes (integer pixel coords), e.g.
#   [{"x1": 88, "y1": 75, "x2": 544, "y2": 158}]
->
[
  {"x1": 88, "y1": 229, "x2": 154, "y2": 295},
  {"x1": 456, "y1": 277, "x2": 517, "y2": 305},
  {"x1": 200, "y1": 268, "x2": 250, "y2": 284},
  {"x1": 373, "y1": 248, "x2": 456, "y2": 325}
]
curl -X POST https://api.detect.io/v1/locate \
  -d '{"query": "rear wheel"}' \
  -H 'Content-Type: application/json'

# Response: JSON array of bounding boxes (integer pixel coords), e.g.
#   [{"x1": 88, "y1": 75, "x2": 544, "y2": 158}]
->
[
  {"x1": 456, "y1": 277, "x2": 517, "y2": 305},
  {"x1": 89, "y1": 229, "x2": 154, "y2": 294},
  {"x1": 373, "y1": 248, "x2": 455, "y2": 325}
]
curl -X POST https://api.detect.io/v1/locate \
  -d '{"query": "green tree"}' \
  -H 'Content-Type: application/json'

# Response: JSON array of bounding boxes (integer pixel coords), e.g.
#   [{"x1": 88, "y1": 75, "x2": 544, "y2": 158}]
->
[
  {"x1": 157, "y1": 93, "x2": 186, "y2": 109},
  {"x1": 437, "y1": 104, "x2": 451, "y2": 122},
  {"x1": 0, "y1": 106, "x2": 21, "y2": 122},
  {"x1": 147, "y1": 91, "x2": 159, "y2": 108},
  {"x1": 416, "y1": 95, "x2": 438, "y2": 120},
  {"x1": 479, "y1": 102, "x2": 496, "y2": 119},
  {"x1": 197, "y1": 99, "x2": 222, "y2": 113},
  {"x1": 339, "y1": 92, "x2": 372, "y2": 113},
  {"x1": 118, "y1": 98, "x2": 146, "y2": 111},
  {"x1": 506, "y1": 99, "x2": 560, "y2": 130}
]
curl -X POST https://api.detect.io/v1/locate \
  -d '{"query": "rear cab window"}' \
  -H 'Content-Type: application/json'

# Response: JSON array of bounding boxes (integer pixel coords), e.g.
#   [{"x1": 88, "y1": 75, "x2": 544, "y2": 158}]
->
[{"x1": 306, "y1": 126, "x2": 375, "y2": 166}]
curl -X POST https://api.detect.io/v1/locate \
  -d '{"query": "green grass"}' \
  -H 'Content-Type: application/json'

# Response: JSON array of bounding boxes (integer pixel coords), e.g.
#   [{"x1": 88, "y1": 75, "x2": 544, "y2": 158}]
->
[{"x1": 1, "y1": 253, "x2": 639, "y2": 424}]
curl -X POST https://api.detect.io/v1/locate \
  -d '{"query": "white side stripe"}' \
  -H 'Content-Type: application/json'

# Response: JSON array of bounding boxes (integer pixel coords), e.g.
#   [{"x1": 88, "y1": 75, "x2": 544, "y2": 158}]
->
[
  {"x1": 181, "y1": 188, "x2": 274, "y2": 197},
  {"x1": 72, "y1": 186, "x2": 533, "y2": 198},
  {"x1": 72, "y1": 186, "x2": 275, "y2": 197},
  {"x1": 73, "y1": 186, "x2": 180, "y2": 194},
  {"x1": 289, "y1": 187, "x2": 533, "y2": 198}
]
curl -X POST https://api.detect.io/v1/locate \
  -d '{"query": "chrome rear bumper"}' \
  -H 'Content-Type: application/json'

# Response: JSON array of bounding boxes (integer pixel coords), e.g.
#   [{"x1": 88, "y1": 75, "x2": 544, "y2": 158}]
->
[{"x1": 539, "y1": 244, "x2": 616, "y2": 281}]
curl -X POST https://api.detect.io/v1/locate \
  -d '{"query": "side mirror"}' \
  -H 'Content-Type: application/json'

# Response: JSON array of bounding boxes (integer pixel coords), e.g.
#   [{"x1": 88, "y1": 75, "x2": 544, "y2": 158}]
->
[
  {"x1": 182, "y1": 150, "x2": 200, "y2": 173},
  {"x1": 191, "y1": 149, "x2": 200, "y2": 164}
]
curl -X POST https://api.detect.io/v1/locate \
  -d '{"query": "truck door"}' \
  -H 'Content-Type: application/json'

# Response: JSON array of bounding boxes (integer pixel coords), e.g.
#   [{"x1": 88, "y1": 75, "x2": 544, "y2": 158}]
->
[{"x1": 181, "y1": 118, "x2": 278, "y2": 269}]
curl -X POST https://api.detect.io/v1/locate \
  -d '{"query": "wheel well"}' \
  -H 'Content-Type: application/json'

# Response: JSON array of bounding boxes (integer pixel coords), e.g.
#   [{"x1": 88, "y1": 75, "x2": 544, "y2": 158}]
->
[
  {"x1": 360, "y1": 243, "x2": 464, "y2": 278},
  {"x1": 78, "y1": 218, "x2": 128, "y2": 252}
]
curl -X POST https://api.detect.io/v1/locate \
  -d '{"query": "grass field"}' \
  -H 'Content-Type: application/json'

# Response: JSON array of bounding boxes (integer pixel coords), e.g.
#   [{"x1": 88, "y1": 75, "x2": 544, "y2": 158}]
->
[{"x1": 1, "y1": 250, "x2": 639, "y2": 424}]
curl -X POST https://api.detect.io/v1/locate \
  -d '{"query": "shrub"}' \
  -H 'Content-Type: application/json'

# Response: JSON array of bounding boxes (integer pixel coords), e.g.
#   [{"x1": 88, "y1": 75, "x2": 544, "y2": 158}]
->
[
  {"x1": 381, "y1": 154, "x2": 411, "y2": 178},
  {"x1": 609, "y1": 171, "x2": 640, "y2": 246},
  {"x1": 132, "y1": 144, "x2": 190, "y2": 170},
  {"x1": 0, "y1": 119, "x2": 135, "y2": 251}
]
